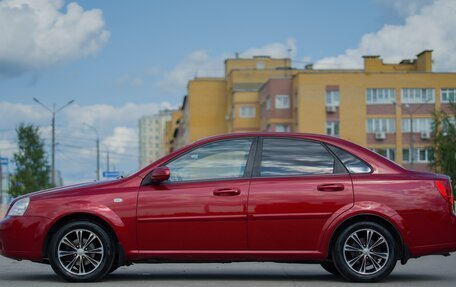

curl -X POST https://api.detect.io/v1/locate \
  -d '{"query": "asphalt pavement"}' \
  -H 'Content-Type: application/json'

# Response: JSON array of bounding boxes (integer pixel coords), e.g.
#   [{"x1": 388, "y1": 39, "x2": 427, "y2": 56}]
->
[{"x1": 0, "y1": 253, "x2": 455, "y2": 287}]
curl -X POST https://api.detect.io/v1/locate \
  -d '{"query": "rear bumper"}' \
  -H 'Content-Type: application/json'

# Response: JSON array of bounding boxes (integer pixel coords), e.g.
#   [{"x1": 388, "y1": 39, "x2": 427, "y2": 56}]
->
[
  {"x1": 408, "y1": 215, "x2": 456, "y2": 257},
  {"x1": 0, "y1": 216, "x2": 51, "y2": 261}
]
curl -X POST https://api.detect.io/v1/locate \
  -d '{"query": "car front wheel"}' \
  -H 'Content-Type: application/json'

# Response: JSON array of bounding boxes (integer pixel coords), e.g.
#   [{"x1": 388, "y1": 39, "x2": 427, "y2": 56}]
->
[
  {"x1": 48, "y1": 221, "x2": 115, "y2": 282},
  {"x1": 332, "y1": 221, "x2": 397, "y2": 282}
]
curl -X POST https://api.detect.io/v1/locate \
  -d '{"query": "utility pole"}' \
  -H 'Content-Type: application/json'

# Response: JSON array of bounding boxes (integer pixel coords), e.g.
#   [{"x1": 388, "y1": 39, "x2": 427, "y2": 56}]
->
[
  {"x1": 393, "y1": 99, "x2": 431, "y2": 169},
  {"x1": 84, "y1": 124, "x2": 100, "y2": 181},
  {"x1": 106, "y1": 150, "x2": 110, "y2": 172},
  {"x1": 0, "y1": 153, "x2": 3, "y2": 205},
  {"x1": 33, "y1": 98, "x2": 74, "y2": 186}
]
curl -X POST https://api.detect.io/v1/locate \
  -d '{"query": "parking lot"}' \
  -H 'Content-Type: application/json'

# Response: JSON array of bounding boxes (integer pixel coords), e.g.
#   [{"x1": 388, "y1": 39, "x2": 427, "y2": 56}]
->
[{"x1": 0, "y1": 253, "x2": 455, "y2": 287}]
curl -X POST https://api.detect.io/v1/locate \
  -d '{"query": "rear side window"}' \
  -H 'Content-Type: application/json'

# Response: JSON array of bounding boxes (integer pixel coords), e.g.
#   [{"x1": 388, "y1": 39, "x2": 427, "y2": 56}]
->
[
  {"x1": 259, "y1": 138, "x2": 335, "y2": 176},
  {"x1": 328, "y1": 145, "x2": 371, "y2": 173}
]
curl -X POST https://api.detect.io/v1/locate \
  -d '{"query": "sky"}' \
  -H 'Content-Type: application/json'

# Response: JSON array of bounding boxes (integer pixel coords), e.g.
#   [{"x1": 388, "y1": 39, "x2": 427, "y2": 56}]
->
[{"x1": 1, "y1": 0, "x2": 455, "y2": 184}]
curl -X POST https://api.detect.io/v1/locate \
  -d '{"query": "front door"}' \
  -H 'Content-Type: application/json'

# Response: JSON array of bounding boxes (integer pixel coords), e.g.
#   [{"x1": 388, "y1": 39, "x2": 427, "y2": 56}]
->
[
  {"x1": 137, "y1": 138, "x2": 255, "y2": 251},
  {"x1": 248, "y1": 137, "x2": 354, "y2": 251}
]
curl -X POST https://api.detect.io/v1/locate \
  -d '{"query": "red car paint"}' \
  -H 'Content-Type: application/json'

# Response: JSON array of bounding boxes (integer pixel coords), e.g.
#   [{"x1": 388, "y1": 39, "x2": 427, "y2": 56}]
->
[{"x1": 1, "y1": 133, "x2": 455, "y2": 264}]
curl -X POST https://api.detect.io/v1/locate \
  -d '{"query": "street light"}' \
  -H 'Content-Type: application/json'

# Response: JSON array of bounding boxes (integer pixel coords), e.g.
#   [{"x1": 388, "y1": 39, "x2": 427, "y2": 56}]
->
[
  {"x1": 84, "y1": 123, "x2": 100, "y2": 181},
  {"x1": 392, "y1": 98, "x2": 432, "y2": 169},
  {"x1": 33, "y1": 98, "x2": 75, "y2": 186}
]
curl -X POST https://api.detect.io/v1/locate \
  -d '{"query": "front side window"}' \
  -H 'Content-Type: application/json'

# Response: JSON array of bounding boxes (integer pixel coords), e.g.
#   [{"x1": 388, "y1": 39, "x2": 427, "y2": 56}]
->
[
  {"x1": 259, "y1": 138, "x2": 335, "y2": 177},
  {"x1": 328, "y1": 145, "x2": 372, "y2": 173},
  {"x1": 239, "y1": 106, "x2": 256, "y2": 118},
  {"x1": 167, "y1": 139, "x2": 253, "y2": 182},
  {"x1": 275, "y1": 94, "x2": 290, "y2": 109}
]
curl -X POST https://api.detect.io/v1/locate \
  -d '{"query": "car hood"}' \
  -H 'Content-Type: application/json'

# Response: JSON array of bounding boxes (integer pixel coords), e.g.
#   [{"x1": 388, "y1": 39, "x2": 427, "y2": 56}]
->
[{"x1": 13, "y1": 179, "x2": 121, "y2": 202}]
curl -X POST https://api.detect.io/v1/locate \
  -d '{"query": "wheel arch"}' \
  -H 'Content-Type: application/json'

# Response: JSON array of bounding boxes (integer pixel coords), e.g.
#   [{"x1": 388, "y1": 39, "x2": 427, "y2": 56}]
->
[
  {"x1": 42, "y1": 212, "x2": 121, "y2": 261},
  {"x1": 326, "y1": 213, "x2": 407, "y2": 261}
]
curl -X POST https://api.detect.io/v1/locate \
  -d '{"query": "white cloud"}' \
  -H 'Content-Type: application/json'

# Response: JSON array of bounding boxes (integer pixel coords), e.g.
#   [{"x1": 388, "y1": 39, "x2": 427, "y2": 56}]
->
[
  {"x1": 315, "y1": 0, "x2": 456, "y2": 71},
  {"x1": 102, "y1": 127, "x2": 137, "y2": 156},
  {"x1": 241, "y1": 38, "x2": 297, "y2": 58},
  {"x1": 0, "y1": 101, "x2": 176, "y2": 183},
  {"x1": 157, "y1": 50, "x2": 225, "y2": 95},
  {"x1": 0, "y1": 0, "x2": 110, "y2": 78},
  {"x1": 375, "y1": 0, "x2": 434, "y2": 17},
  {"x1": 157, "y1": 38, "x2": 298, "y2": 95}
]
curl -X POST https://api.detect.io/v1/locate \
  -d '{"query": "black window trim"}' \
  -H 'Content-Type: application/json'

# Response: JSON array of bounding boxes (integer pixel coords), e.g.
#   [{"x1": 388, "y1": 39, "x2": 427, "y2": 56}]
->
[
  {"x1": 252, "y1": 137, "x2": 348, "y2": 179},
  {"x1": 142, "y1": 137, "x2": 258, "y2": 185},
  {"x1": 325, "y1": 143, "x2": 373, "y2": 175}
]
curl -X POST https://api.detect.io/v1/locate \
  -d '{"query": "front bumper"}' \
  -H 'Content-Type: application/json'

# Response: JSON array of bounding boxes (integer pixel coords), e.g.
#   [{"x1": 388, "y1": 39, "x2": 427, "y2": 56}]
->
[{"x1": 0, "y1": 215, "x2": 51, "y2": 261}]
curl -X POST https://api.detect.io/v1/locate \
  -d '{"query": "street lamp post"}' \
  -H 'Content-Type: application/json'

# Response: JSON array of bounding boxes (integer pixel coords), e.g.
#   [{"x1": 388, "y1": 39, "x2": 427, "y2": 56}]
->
[
  {"x1": 393, "y1": 101, "x2": 415, "y2": 168},
  {"x1": 84, "y1": 123, "x2": 100, "y2": 181},
  {"x1": 33, "y1": 98, "x2": 75, "y2": 186}
]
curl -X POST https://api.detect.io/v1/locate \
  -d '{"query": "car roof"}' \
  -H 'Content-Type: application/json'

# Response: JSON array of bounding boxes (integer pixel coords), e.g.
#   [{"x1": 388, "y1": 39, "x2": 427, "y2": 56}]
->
[{"x1": 135, "y1": 132, "x2": 405, "y2": 179}]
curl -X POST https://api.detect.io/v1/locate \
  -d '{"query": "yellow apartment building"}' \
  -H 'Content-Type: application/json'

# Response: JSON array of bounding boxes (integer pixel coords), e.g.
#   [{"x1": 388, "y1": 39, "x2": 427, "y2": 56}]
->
[{"x1": 165, "y1": 50, "x2": 456, "y2": 171}]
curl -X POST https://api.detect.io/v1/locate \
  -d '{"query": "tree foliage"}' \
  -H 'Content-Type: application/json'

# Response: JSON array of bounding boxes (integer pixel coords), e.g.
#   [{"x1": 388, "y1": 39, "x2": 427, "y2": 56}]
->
[
  {"x1": 430, "y1": 103, "x2": 456, "y2": 184},
  {"x1": 9, "y1": 123, "x2": 51, "y2": 197}
]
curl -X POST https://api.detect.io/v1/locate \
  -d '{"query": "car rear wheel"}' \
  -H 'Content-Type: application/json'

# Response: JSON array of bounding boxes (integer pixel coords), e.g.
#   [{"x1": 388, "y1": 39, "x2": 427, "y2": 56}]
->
[
  {"x1": 48, "y1": 221, "x2": 115, "y2": 282},
  {"x1": 332, "y1": 221, "x2": 397, "y2": 282},
  {"x1": 320, "y1": 261, "x2": 340, "y2": 275}
]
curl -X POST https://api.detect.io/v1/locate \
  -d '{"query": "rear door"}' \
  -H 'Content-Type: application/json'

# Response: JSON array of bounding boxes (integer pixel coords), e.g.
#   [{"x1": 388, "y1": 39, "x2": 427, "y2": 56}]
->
[{"x1": 247, "y1": 137, "x2": 354, "y2": 251}]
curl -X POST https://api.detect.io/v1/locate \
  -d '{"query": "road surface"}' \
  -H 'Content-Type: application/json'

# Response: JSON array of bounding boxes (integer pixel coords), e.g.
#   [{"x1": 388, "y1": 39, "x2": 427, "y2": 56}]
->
[{"x1": 0, "y1": 253, "x2": 455, "y2": 287}]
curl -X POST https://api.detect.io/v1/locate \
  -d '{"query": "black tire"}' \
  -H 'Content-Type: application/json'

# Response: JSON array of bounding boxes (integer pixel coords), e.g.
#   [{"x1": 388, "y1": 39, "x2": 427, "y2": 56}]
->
[
  {"x1": 108, "y1": 264, "x2": 119, "y2": 274},
  {"x1": 321, "y1": 261, "x2": 340, "y2": 275},
  {"x1": 48, "y1": 221, "x2": 116, "y2": 282},
  {"x1": 332, "y1": 221, "x2": 397, "y2": 282}
]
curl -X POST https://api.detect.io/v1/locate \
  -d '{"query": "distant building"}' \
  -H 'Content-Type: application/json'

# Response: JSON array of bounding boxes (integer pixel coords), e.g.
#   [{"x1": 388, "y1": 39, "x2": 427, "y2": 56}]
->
[
  {"x1": 169, "y1": 50, "x2": 456, "y2": 172},
  {"x1": 0, "y1": 172, "x2": 10, "y2": 205},
  {"x1": 139, "y1": 110, "x2": 173, "y2": 168}
]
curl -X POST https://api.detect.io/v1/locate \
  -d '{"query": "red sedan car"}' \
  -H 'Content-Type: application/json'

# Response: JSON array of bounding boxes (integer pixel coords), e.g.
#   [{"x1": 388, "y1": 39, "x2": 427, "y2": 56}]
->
[{"x1": 1, "y1": 133, "x2": 455, "y2": 282}]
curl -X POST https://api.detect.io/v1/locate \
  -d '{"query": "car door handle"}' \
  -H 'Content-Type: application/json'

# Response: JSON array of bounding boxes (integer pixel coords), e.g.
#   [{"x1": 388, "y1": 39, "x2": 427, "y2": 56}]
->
[
  {"x1": 317, "y1": 183, "x2": 345, "y2": 192},
  {"x1": 213, "y1": 188, "x2": 241, "y2": 196}
]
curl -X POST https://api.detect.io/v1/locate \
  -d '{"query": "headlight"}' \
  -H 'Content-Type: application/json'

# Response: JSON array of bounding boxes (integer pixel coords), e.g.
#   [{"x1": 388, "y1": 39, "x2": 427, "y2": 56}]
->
[{"x1": 7, "y1": 197, "x2": 30, "y2": 217}]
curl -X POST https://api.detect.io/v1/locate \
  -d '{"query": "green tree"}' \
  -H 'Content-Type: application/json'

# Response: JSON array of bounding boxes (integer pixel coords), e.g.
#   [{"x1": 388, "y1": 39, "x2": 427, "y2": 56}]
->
[
  {"x1": 9, "y1": 124, "x2": 51, "y2": 197},
  {"x1": 430, "y1": 103, "x2": 456, "y2": 184}
]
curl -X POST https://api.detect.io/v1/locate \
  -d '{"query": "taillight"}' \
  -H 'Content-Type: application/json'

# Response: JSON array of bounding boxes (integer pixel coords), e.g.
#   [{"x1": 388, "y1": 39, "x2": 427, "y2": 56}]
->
[{"x1": 435, "y1": 180, "x2": 455, "y2": 214}]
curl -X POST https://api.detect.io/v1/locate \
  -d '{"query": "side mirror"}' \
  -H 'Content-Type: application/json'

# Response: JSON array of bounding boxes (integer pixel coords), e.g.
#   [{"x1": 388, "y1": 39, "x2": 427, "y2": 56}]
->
[{"x1": 150, "y1": 166, "x2": 170, "y2": 183}]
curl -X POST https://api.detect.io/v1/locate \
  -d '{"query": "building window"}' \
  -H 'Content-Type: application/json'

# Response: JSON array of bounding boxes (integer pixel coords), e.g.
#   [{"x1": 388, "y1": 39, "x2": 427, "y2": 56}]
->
[
  {"x1": 275, "y1": 95, "x2": 290, "y2": 109},
  {"x1": 326, "y1": 90, "x2": 340, "y2": 106},
  {"x1": 275, "y1": 124, "x2": 291, "y2": 132},
  {"x1": 371, "y1": 148, "x2": 396, "y2": 161},
  {"x1": 401, "y1": 88, "x2": 435, "y2": 104},
  {"x1": 401, "y1": 118, "x2": 433, "y2": 133},
  {"x1": 441, "y1": 88, "x2": 456, "y2": 103},
  {"x1": 326, "y1": 121, "x2": 340, "y2": 136},
  {"x1": 266, "y1": 96, "x2": 271, "y2": 110},
  {"x1": 403, "y1": 148, "x2": 433, "y2": 163},
  {"x1": 366, "y1": 88, "x2": 395, "y2": 104},
  {"x1": 367, "y1": 118, "x2": 396, "y2": 133},
  {"x1": 239, "y1": 106, "x2": 256, "y2": 118}
]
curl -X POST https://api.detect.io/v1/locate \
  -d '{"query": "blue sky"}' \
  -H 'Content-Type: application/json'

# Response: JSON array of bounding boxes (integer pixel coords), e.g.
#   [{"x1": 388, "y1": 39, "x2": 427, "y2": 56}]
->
[
  {"x1": 1, "y1": 0, "x2": 396, "y2": 106},
  {"x1": 1, "y1": 0, "x2": 454, "y2": 184}
]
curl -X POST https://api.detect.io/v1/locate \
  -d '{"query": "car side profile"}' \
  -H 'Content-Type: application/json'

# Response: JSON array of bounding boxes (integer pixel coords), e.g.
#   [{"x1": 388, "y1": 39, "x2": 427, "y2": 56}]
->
[{"x1": 0, "y1": 133, "x2": 455, "y2": 282}]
